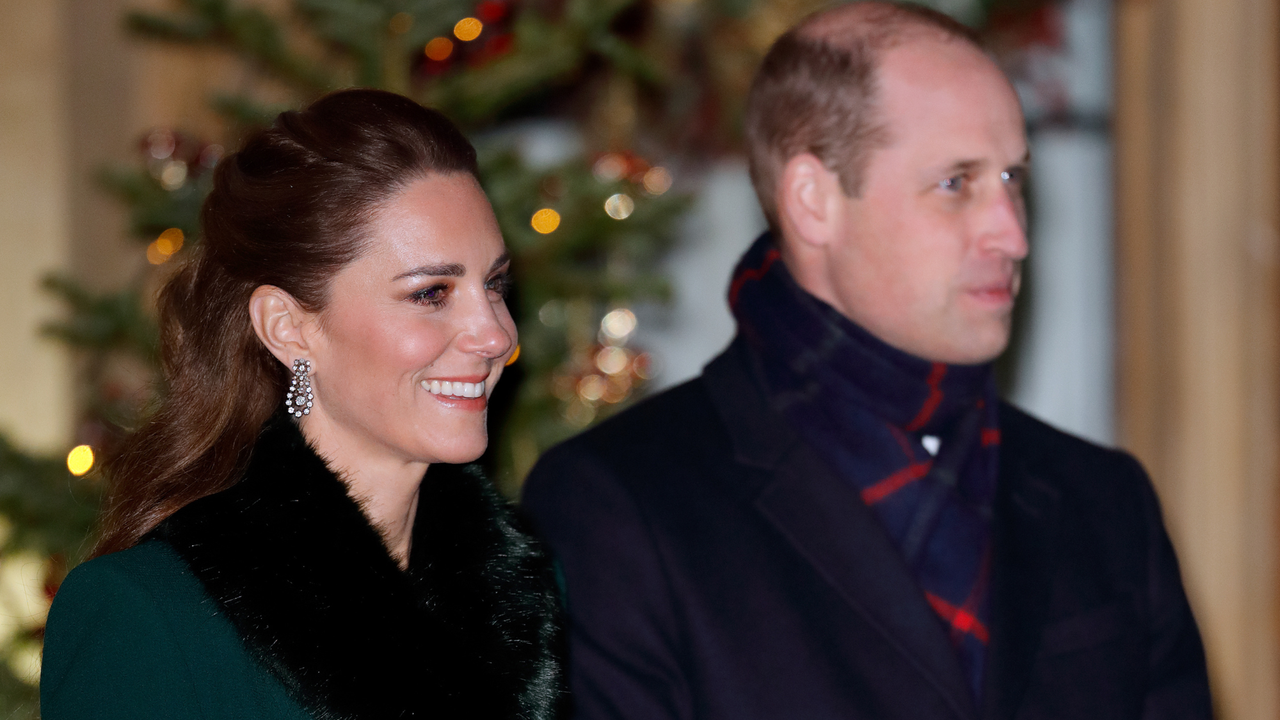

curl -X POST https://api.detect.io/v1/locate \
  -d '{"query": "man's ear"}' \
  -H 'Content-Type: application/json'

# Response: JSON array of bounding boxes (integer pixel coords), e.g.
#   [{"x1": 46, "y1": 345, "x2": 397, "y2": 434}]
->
[
  {"x1": 248, "y1": 285, "x2": 315, "y2": 368},
  {"x1": 777, "y1": 153, "x2": 846, "y2": 250}
]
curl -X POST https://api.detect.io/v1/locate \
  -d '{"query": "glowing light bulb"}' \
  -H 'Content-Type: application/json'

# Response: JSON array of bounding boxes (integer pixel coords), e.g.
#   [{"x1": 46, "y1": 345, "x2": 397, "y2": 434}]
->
[
  {"x1": 389, "y1": 12, "x2": 413, "y2": 34},
  {"x1": 643, "y1": 167, "x2": 673, "y2": 195},
  {"x1": 531, "y1": 208, "x2": 561, "y2": 234},
  {"x1": 592, "y1": 154, "x2": 626, "y2": 182},
  {"x1": 600, "y1": 308, "x2": 637, "y2": 342},
  {"x1": 155, "y1": 227, "x2": 184, "y2": 255},
  {"x1": 425, "y1": 37, "x2": 454, "y2": 61},
  {"x1": 596, "y1": 346, "x2": 629, "y2": 375},
  {"x1": 67, "y1": 445, "x2": 94, "y2": 476},
  {"x1": 577, "y1": 375, "x2": 607, "y2": 402},
  {"x1": 453, "y1": 17, "x2": 483, "y2": 41},
  {"x1": 604, "y1": 193, "x2": 635, "y2": 220}
]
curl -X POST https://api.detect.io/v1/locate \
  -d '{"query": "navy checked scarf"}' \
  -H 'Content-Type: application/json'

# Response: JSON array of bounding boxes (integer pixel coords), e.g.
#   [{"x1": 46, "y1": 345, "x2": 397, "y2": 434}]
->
[{"x1": 729, "y1": 234, "x2": 1001, "y2": 701}]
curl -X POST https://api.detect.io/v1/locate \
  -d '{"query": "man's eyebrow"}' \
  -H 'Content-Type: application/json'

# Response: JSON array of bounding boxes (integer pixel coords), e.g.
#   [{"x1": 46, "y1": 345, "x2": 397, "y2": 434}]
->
[
  {"x1": 943, "y1": 159, "x2": 985, "y2": 175},
  {"x1": 392, "y1": 262, "x2": 465, "y2": 281}
]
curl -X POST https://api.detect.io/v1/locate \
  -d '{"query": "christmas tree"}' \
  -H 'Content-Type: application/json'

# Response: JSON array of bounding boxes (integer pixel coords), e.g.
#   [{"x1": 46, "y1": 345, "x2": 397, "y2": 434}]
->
[{"x1": 0, "y1": 0, "x2": 1053, "y2": 712}]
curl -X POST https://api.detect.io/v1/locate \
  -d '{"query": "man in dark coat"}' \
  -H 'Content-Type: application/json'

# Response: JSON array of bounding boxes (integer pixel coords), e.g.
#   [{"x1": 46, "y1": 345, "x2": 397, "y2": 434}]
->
[{"x1": 522, "y1": 3, "x2": 1213, "y2": 718}]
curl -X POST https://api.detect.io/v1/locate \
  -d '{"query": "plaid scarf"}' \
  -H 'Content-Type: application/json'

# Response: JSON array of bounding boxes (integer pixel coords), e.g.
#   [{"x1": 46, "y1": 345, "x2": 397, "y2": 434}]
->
[{"x1": 729, "y1": 234, "x2": 1000, "y2": 701}]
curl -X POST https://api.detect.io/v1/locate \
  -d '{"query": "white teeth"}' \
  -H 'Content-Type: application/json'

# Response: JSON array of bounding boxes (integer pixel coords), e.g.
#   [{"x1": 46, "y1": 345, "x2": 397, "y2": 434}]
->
[{"x1": 421, "y1": 379, "x2": 485, "y2": 398}]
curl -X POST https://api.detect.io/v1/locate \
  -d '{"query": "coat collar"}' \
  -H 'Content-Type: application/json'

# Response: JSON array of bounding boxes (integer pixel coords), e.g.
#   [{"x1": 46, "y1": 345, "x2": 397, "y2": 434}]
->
[
  {"x1": 702, "y1": 338, "x2": 1064, "y2": 720},
  {"x1": 149, "y1": 411, "x2": 565, "y2": 720}
]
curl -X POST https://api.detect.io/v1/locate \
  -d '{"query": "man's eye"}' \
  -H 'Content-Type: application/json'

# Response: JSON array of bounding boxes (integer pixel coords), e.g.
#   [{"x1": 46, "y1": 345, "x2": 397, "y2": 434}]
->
[
  {"x1": 940, "y1": 175, "x2": 965, "y2": 192},
  {"x1": 1001, "y1": 168, "x2": 1026, "y2": 185}
]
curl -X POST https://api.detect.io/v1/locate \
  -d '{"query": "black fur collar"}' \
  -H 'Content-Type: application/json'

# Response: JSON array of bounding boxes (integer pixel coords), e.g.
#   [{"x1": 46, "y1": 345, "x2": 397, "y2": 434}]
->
[{"x1": 150, "y1": 411, "x2": 565, "y2": 720}]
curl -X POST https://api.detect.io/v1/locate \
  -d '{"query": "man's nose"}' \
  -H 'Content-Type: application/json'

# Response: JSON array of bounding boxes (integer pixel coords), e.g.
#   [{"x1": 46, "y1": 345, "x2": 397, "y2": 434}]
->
[{"x1": 981, "y1": 186, "x2": 1030, "y2": 260}]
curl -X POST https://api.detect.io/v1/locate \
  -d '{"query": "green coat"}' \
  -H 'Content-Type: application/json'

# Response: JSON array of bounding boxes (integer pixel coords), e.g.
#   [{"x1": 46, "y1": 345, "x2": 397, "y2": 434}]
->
[
  {"x1": 41, "y1": 540, "x2": 311, "y2": 719},
  {"x1": 40, "y1": 411, "x2": 564, "y2": 720}
]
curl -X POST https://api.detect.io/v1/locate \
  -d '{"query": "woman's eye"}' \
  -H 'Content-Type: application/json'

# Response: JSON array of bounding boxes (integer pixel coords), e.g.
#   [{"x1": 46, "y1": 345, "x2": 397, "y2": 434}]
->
[
  {"x1": 486, "y1": 272, "x2": 512, "y2": 299},
  {"x1": 411, "y1": 284, "x2": 449, "y2": 307}
]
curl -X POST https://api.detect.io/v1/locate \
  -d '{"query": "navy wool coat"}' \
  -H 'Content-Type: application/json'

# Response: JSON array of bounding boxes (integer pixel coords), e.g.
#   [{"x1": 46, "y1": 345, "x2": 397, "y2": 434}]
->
[{"x1": 522, "y1": 337, "x2": 1212, "y2": 720}]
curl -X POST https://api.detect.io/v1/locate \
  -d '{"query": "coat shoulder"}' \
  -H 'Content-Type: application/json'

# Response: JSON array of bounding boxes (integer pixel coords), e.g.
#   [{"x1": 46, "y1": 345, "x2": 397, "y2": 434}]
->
[
  {"x1": 998, "y1": 402, "x2": 1149, "y2": 486},
  {"x1": 42, "y1": 541, "x2": 310, "y2": 720},
  {"x1": 528, "y1": 376, "x2": 731, "y2": 493}
]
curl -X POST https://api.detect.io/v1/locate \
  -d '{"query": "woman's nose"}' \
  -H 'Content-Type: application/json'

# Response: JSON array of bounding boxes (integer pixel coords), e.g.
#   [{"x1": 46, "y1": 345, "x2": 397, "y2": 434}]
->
[{"x1": 457, "y1": 296, "x2": 516, "y2": 359}]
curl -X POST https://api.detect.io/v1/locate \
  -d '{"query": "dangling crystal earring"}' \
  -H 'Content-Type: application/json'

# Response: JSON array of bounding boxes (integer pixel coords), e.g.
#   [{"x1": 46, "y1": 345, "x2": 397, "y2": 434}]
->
[{"x1": 286, "y1": 359, "x2": 313, "y2": 418}]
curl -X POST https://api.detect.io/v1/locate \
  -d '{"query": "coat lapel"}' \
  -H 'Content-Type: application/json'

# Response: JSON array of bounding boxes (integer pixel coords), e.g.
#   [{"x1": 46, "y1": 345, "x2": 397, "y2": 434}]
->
[
  {"x1": 704, "y1": 340, "x2": 978, "y2": 720},
  {"x1": 980, "y1": 405, "x2": 1063, "y2": 720}
]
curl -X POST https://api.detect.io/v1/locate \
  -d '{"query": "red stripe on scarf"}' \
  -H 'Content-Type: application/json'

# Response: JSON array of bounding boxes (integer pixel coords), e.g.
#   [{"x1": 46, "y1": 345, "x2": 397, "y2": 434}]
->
[
  {"x1": 861, "y1": 461, "x2": 932, "y2": 504},
  {"x1": 925, "y1": 592, "x2": 990, "y2": 644},
  {"x1": 728, "y1": 248, "x2": 781, "y2": 309},
  {"x1": 903, "y1": 363, "x2": 947, "y2": 432}
]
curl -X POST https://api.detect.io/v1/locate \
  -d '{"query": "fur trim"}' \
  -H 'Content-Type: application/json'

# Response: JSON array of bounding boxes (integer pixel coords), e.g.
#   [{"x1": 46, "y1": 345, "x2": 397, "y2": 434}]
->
[{"x1": 150, "y1": 411, "x2": 565, "y2": 720}]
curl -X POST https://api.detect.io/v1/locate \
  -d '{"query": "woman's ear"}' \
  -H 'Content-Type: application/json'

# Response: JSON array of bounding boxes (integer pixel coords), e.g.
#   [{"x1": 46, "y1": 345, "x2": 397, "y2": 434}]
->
[
  {"x1": 777, "y1": 153, "x2": 845, "y2": 250},
  {"x1": 248, "y1": 285, "x2": 314, "y2": 367}
]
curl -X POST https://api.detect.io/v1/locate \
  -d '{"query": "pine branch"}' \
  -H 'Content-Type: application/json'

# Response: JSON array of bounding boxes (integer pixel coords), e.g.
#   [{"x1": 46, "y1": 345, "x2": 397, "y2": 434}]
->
[
  {"x1": 126, "y1": 0, "x2": 336, "y2": 94},
  {"x1": 40, "y1": 277, "x2": 159, "y2": 361}
]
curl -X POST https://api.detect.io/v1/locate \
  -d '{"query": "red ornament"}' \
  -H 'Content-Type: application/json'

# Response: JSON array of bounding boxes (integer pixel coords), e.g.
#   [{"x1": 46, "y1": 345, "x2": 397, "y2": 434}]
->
[{"x1": 477, "y1": 0, "x2": 508, "y2": 24}]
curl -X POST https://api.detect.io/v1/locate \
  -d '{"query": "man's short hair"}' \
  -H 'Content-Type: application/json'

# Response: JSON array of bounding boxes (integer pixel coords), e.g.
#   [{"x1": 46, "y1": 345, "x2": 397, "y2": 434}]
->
[{"x1": 743, "y1": 2, "x2": 982, "y2": 232}]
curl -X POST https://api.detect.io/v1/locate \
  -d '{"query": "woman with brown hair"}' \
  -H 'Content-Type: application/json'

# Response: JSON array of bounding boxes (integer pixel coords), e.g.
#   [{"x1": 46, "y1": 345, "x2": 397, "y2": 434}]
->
[{"x1": 40, "y1": 88, "x2": 564, "y2": 720}]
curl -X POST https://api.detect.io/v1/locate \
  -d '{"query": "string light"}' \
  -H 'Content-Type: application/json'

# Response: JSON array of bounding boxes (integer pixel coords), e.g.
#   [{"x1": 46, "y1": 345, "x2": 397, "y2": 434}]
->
[
  {"x1": 531, "y1": 208, "x2": 561, "y2": 234},
  {"x1": 156, "y1": 227, "x2": 184, "y2": 255},
  {"x1": 425, "y1": 37, "x2": 454, "y2": 61},
  {"x1": 596, "y1": 346, "x2": 629, "y2": 375},
  {"x1": 389, "y1": 12, "x2": 413, "y2": 34},
  {"x1": 577, "y1": 375, "x2": 607, "y2": 402},
  {"x1": 159, "y1": 161, "x2": 188, "y2": 190},
  {"x1": 604, "y1": 193, "x2": 635, "y2": 220},
  {"x1": 600, "y1": 308, "x2": 637, "y2": 342},
  {"x1": 147, "y1": 227, "x2": 185, "y2": 265},
  {"x1": 643, "y1": 167, "x2": 673, "y2": 195},
  {"x1": 453, "y1": 17, "x2": 483, "y2": 41},
  {"x1": 593, "y1": 154, "x2": 627, "y2": 182},
  {"x1": 66, "y1": 445, "x2": 94, "y2": 476}
]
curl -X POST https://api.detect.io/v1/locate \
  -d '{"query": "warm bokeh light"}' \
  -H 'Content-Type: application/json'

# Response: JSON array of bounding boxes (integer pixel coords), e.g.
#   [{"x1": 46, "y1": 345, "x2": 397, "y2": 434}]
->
[
  {"x1": 577, "y1": 374, "x2": 607, "y2": 402},
  {"x1": 159, "y1": 160, "x2": 188, "y2": 190},
  {"x1": 643, "y1": 166, "x2": 673, "y2": 195},
  {"x1": 531, "y1": 208, "x2": 561, "y2": 234},
  {"x1": 600, "y1": 308, "x2": 637, "y2": 342},
  {"x1": 66, "y1": 445, "x2": 94, "y2": 476},
  {"x1": 147, "y1": 227, "x2": 185, "y2": 265},
  {"x1": 425, "y1": 37, "x2": 454, "y2": 61},
  {"x1": 604, "y1": 193, "x2": 635, "y2": 220},
  {"x1": 633, "y1": 352, "x2": 654, "y2": 380},
  {"x1": 596, "y1": 346, "x2": 629, "y2": 375},
  {"x1": 505, "y1": 344, "x2": 521, "y2": 366},
  {"x1": 593, "y1": 154, "x2": 626, "y2": 182},
  {"x1": 146, "y1": 242, "x2": 170, "y2": 265},
  {"x1": 155, "y1": 227, "x2": 184, "y2": 255},
  {"x1": 388, "y1": 12, "x2": 413, "y2": 34},
  {"x1": 454, "y1": 17, "x2": 483, "y2": 41}
]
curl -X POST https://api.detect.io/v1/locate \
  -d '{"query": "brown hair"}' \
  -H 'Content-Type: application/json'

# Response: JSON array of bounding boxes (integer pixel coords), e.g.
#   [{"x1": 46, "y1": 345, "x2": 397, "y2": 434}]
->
[
  {"x1": 94, "y1": 89, "x2": 479, "y2": 557},
  {"x1": 743, "y1": 1, "x2": 981, "y2": 231}
]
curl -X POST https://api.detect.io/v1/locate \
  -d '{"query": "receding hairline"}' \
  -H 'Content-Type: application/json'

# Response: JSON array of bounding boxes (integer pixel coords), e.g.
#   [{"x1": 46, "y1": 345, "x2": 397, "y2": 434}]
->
[{"x1": 794, "y1": 1, "x2": 981, "y2": 49}]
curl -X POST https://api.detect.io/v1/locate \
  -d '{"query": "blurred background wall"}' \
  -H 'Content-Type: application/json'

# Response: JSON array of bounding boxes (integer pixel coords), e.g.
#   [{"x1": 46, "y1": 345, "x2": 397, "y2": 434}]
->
[{"x1": 0, "y1": 0, "x2": 1276, "y2": 717}]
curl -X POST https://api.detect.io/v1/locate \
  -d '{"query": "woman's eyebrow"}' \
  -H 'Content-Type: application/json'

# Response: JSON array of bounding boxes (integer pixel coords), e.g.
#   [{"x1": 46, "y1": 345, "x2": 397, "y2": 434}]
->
[
  {"x1": 488, "y1": 252, "x2": 511, "y2": 272},
  {"x1": 393, "y1": 262, "x2": 465, "y2": 281}
]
